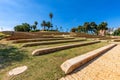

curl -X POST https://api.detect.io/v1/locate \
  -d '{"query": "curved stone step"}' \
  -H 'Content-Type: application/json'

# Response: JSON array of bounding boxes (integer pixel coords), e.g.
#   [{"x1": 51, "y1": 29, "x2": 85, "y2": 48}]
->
[
  {"x1": 111, "y1": 39, "x2": 120, "y2": 42},
  {"x1": 22, "y1": 39, "x2": 86, "y2": 47},
  {"x1": 12, "y1": 38, "x2": 75, "y2": 43},
  {"x1": 32, "y1": 41, "x2": 100, "y2": 56},
  {"x1": 60, "y1": 44, "x2": 117, "y2": 74}
]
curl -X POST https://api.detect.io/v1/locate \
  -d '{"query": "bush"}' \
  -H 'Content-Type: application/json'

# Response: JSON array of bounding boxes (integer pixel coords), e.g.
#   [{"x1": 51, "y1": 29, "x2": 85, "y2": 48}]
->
[
  {"x1": 71, "y1": 28, "x2": 77, "y2": 32},
  {"x1": 113, "y1": 28, "x2": 120, "y2": 36}
]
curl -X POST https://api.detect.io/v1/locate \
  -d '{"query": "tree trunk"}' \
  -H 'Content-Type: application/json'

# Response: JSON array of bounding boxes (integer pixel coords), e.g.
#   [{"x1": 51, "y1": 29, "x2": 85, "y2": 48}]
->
[{"x1": 99, "y1": 30, "x2": 106, "y2": 36}]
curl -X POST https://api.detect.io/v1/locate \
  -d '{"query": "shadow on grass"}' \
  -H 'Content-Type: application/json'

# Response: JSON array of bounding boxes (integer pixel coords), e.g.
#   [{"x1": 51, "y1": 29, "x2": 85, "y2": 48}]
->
[{"x1": 0, "y1": 44, "x2": 28, "y2": 69}]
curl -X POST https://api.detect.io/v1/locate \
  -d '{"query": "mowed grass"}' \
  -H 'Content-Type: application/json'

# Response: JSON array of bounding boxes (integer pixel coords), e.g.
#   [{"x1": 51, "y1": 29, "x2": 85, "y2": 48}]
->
[
  {"x1": 0, "y1": 41, "x2": 109, "y2": 80},
  {"x1": 12, "y1": 38, "x2": 86, "y2": 48}
]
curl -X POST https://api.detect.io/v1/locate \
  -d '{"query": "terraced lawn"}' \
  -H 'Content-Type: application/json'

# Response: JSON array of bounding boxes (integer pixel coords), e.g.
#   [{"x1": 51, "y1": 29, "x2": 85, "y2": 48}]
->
[
  {"x1": 13, "y1": 40, "x2": 88, "y2": 50},
  {"x1": 22, "y1": 39, "x2": 86, "y2": 47},
  {"x1": 0, "y1": 41, "x2": 109, "y2": 80}
]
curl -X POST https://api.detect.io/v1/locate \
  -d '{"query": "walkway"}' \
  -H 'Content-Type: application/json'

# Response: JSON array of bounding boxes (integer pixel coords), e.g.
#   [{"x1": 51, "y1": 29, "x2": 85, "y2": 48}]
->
[{"x1": 60, "y1": 44, "x2": 120, "y2": 80}]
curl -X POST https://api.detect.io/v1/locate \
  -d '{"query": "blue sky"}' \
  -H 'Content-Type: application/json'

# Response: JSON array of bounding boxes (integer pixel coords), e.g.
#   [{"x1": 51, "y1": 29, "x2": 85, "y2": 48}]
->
[{"x1": 0, "y1": 0, "x2": 120, "y2": 31}]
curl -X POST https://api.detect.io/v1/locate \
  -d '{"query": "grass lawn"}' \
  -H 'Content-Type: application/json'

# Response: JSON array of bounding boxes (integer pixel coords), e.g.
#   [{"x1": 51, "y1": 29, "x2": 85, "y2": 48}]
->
[
  {"x1": 0, "y1": 41, "x2": 109, "y2": 80},
  {"x1": 13, "y1": 41, "x2": 89, "y2": 51}
]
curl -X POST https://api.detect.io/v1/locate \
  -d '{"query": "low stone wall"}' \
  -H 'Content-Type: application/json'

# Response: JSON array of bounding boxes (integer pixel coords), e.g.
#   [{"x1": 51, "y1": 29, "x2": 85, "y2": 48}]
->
[
  {"x1": 22, "y1": 39, "x2": 86, "y2": 47},
  {"x1": 60, "y1": 44, "x2": 117, "y2": 74},
  {"x1": 111, "y1": 39, "x2": 120, "y2": 42},
  {"x1": 32, "y1": 41, "x2": 100, "y2": 56},
  {"x1": 12, "y1": 38, "x2": 74, "y2": 43}
]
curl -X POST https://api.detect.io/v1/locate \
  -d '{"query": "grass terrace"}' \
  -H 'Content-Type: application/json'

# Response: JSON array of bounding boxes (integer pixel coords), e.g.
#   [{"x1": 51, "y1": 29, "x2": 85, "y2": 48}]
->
[
  {"x1": 0, "y1": 39, "x2": 109, "y2": 80},
  {"x1": 1, "y1": 0, "x2": 120, "y2": 79}
]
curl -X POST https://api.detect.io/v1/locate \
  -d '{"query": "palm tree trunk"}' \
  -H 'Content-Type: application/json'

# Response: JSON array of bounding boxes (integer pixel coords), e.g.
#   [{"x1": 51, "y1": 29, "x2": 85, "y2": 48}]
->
[{"x1": 51, "y1": 19, "x2": 52, "y2": 30}]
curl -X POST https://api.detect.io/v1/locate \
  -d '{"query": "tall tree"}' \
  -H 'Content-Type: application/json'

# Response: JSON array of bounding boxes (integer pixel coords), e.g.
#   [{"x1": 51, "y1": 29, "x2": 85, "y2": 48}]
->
[
  {"x1": 46, "y1": 21, "x2": 51, "y2": 30},
  {"x1": 32, "y1": 21, "x2": 38, "y2": 30},
  {"x1": 32, "y1": 25, "x2": 36, "y2": 31},
  {"x1": 34, "y1": 21, "x2": 38, "y2": 26},
  {"x1": 30, "y1": 26, "x2": 33, "y2": 30},
  {"x1": 90, "y1": 22, "x2": 98, "y2": 34},
  {"x1": 83, "y1": 22, "x2": 91, "y2": 33},
  {"x1": 49, "y1": 13, "x2": 53, "y2": 23},
  {"x1": 49, "y1": 12, "x2": 53, "y2": 30},
  {"x1": 22, "y1": 23, "x2": 31, "y2": 32},
  {"x1": 41, "y1": 20, "x2": 46, "y2": 31}
]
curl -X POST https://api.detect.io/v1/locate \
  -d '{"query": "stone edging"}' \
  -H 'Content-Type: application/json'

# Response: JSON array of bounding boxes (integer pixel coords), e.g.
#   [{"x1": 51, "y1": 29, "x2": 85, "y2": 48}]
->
[
  {"x1": 32, "y1": 41, "x2": 100, "y2": 56},
  {"x1": 12, "y1": 38, "x2": 75, "y2": 43},
  {"x1": 111, "y1": 39, "x2": 120, "y2": 42},
  {"x1": 60, "y1": 44, "x2": 117, "y2": 74},
  {"x1": 22, "y1": 39, "x2": 86, "y2": 47}
]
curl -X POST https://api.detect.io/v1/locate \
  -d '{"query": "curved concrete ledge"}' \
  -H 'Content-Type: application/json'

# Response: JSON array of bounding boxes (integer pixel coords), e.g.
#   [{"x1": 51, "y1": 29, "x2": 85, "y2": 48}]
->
[
  {"x1": 22, "y1": 39, "x2": 86, "y2": 47},
  {"x1": 111, "y1": 39, "x2": 120, "y2": 42},
  {"x1": 60, "y1": 44, "x2": 117, "y2": 74},
  {"x1": 12, "y1": 38, "x2": 75, "y2": 43},
  {"x1": 32, "y1": 41, "x2": 100, "y2": 56}
]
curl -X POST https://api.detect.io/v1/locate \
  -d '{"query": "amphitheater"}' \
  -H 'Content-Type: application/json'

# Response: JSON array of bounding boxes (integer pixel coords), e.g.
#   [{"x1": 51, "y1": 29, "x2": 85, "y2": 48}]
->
[{"x1": 0, "y1": 31, "x2": 120, "y2": 80}]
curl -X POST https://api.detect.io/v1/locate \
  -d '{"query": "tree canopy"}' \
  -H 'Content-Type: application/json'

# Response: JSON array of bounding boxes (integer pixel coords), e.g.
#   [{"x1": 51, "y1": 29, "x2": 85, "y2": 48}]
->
[
  {"x1": 71, "y1": 22, "x2": 108, "y2": 36},
  {"x1": 14, "y1": 23, "x2": 31, "y2": 32},
  {"x1": 113, "y1": 28, "x2": 120, "y2": 36}
]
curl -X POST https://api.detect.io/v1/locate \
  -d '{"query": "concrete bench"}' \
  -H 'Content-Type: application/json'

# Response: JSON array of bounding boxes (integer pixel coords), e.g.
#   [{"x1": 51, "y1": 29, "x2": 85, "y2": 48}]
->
[
  {"x1": 22, "y1": 39, "x2": 86, "y2": 47},
  {"x1": 111, "y1": 39, "x2": 120, "y2": 42},
  {"x1": 32, "y1": 41, "x2": 100, "y2": 56},
  {"x1": 60, "y1": 44, "x2": 117, "y2": 74},
  {"x1": 12, "y1": 38, "x2": 75, "y2": 43}
]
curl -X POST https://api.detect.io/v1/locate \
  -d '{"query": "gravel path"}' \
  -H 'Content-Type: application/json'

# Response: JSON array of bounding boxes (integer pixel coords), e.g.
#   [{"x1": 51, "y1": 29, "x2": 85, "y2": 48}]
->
[{"x1": 60, "y1": 44, "x2": 120, "y2": 80}]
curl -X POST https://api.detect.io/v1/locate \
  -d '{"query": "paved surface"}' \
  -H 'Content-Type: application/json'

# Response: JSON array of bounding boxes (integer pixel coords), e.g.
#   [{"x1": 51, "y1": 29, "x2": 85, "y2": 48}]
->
[{"x1": 60, "y1": 44, "x2": 120, "y2": 80}]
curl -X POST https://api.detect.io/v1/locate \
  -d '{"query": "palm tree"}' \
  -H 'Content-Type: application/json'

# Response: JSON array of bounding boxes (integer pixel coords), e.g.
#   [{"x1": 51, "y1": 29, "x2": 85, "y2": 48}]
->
[
  {"x1": 83, "y1": 22, "x2": 91, "y2": 33},
  {"x1": 46, "y1": 21, "x2": 51, "y2": 31},
  {"x1": 41, "y1": 20, "x2": 46, "y2": 31},
  {"x1": 49, "y1": 12, "x2": 53, "y2": 30},
  {"x1": 90, "y1": 22, "x2": 98, "y2": 34},
  {"x1": 32, "y1": 21, "x2": 38, "y2": 31},
  {"x1": 34, "y1": 21, "x2": 38, "y2": 26},
  {"x1": 32, "y1": 25, "x2": 36, "y2": 31},
  {"x1": 30, "y1": 26, "x2": 33, "y2": 30},
  {"x1": 49, "y1": 13, "x2": 53, "y2": 23}
]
